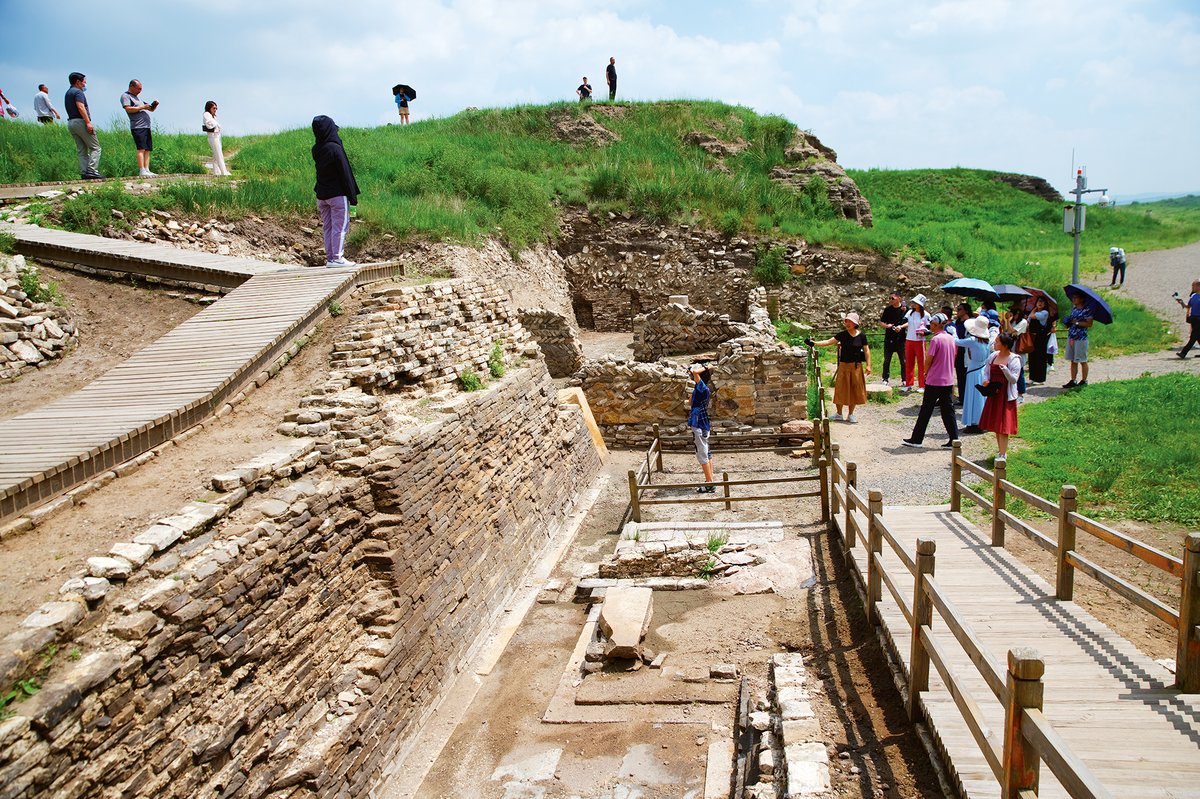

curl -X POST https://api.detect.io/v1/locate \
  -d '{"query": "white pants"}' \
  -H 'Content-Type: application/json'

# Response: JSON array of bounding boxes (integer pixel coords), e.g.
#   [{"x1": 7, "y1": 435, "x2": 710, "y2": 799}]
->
[{"x1": 207, "y1": 132, "x2": 229, "y2": 175}]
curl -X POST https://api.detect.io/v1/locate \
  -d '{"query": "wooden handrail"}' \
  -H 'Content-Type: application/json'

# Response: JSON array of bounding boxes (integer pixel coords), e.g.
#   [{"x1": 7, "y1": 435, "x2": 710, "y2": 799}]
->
[
  {"x1": 919, "y1": 625, "x2": 1004, "y2": 778},
  {"x1": 1065, "y1": 551, "x2": 1179, "y2": 626},
  {"x1": 955, "y1": 455, "x2": 995, "y2": 481},
  {"x1": 1020, "y1": 710, "x2": 1114, "y2": 799},
  {"x1": 1067, "y1": 512, "x2": 1183, "y2": 577},
  {"x1": 956, "y1": 481, "x2": 994, "y2": 514},
  {"x1": 878, "y1": 516, "x2": 916, "y2": 573},
  {"x1": 998, "y1": 509, "x2": 1057, "y2": 554},
  {"x1": 999, "y1": 479, "x2": 1059, "y2": 516},
  {"x1": 924, "y1": 576, "x2": 1007, "y2": 699}
]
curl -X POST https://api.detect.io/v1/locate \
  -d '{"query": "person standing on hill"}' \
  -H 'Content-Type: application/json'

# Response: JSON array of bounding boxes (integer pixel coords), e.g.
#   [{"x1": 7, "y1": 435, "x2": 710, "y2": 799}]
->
[
  {"x1": 311, "y1": 115, "x2": 360, "y2": 268},
  {"x1": 202, "y1": 101, "x2": 229, "y2": 176},
  {"x1": 65, "y1": 72, "x2": 103, "y2": 180},
  {"x1": 1109, "y1": 246, "x2": 1127, "y2": 288},
  {"x1": 902, "y1": 313, "x2": 959, "y2": 448},
  {"x1": 394, "y1": 88, "x2": 411, "y2": 124},
  {"x1": 120, "y1": 79, "x2": 160, "y2": 177},
  {"x1": 1177, "y1": 279, "x2": 1200, "y2": 358},
  {"x1": 606, "y1": 57, "x2": 617, "y2": 101},
  {"x1": 34, "y1": 84, "x2": 60, "y2": 124},
  {"x1": 879, "y1": 292, "x2": 906, "y2": 387},
  {"x1": 577, "y1": 77, "x2": 592, "y2": 101}
]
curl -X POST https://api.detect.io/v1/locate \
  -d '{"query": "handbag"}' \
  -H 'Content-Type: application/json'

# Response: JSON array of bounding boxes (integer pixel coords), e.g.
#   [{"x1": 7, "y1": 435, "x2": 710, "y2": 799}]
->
[
  {"x1": 975, "y1": 382, "x2": 1001, "y2": 398},
  {"x1": 1016, "y1": 331, "x2": 1034, "y2": 354}
]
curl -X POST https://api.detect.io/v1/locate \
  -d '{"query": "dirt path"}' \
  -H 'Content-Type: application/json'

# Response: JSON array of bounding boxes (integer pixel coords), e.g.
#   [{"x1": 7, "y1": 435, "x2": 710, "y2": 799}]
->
[
  {"x1": 0, "y1": 264, "x2": 201, "y2": 421},
  {"x1": 1086, "y1": 239, "x2": 1200, "y2": 339}
]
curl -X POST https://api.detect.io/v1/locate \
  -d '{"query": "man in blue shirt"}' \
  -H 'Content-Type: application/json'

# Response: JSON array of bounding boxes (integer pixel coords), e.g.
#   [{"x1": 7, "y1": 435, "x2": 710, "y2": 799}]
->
[
  {"x1": 1177, "y1": 279, "x2": 1200, "y2": 358},
  {"x1": 64, "y1": 72, "x2": 103, "y2": 179},
  {"x1": 688, "y1": 364, "x2": 715, "y2": 493}
]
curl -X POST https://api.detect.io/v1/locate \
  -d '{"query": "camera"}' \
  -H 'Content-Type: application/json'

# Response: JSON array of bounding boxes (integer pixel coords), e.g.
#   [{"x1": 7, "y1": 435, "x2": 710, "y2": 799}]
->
[{"x1": 1173, "y1": 292, "x2": 1180, "y2": 298}]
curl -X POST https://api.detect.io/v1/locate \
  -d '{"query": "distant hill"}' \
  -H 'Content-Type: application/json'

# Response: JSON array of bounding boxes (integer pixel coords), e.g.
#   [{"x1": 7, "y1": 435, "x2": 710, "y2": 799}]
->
[{"x1": 1120, "y1": 191, "x2": 1200, "y2": 205}]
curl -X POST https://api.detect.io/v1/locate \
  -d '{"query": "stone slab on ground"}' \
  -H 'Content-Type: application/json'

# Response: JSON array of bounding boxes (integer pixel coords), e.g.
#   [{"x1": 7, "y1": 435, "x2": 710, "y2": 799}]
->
[
  {"x1": 575, "y1": 672, "x2": 738, "y2": 706},
  {"x1": 599, "y1": 585, "x2": 654, "y2": 659}
]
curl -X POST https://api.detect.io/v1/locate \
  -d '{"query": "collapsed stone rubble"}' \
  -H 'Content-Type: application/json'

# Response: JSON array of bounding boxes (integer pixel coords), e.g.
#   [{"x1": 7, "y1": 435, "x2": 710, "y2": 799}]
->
[{"x1": 0, "y1": 254, "x2": 78, "y2": 382}]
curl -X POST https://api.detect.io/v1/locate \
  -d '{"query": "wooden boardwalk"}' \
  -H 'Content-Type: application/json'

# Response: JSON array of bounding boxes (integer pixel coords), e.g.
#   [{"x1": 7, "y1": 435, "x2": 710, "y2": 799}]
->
[
  {"x1": 0, "y1": 222, "x2": 393, "y2": 521},
  {"x1": 847, "y1": 504, "x2": 1200, "y2": 798}
]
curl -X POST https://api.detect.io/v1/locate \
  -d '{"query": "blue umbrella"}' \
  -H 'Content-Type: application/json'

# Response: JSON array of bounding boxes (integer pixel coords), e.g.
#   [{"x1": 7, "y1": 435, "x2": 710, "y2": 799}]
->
[
  {"x1": 941, "y1": 277, "x2": 998, "y2": 300},
  {"x1": 1063, "y1": 284, "x2": 1113, "y2": 324}
]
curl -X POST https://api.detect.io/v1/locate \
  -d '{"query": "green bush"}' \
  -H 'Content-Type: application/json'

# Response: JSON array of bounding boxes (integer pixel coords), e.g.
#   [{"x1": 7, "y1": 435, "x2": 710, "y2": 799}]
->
[
  {"x1": 17, "y1": 264, "x2": 63, "y2": 305},
  {"x1": 487, "y1": 342, "x2": 505, "y2": 378},
  {"x1": 753, "y1": 244, "x2": 790, "y2": 286},
  {"x1": 458, "y1": 369, "x2": 484, "y2": 392}
]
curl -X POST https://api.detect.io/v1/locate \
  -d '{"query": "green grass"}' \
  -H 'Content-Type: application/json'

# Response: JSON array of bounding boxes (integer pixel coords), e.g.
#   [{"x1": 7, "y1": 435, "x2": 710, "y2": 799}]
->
[{"x1": 1006, "y1": 373, "x2": 1200, "y2": 526}]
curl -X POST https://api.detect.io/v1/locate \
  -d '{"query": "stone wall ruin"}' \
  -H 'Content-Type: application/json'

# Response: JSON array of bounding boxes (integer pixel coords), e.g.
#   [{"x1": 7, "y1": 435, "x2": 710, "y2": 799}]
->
[{"x1": 0, "y1": 279, "x2": 601, "y2": 799}]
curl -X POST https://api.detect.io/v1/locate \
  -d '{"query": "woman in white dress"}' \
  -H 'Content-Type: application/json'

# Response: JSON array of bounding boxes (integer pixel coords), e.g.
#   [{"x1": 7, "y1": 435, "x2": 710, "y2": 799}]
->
[{"x1": 203, "y1": 101, "x2": 230, "y2": 176}]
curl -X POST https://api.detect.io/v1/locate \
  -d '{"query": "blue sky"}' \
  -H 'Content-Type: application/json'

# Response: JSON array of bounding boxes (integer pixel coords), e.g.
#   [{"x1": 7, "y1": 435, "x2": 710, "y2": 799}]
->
[{"x1": 1, "y1": 0, "x2": 1197, "y2": 198}]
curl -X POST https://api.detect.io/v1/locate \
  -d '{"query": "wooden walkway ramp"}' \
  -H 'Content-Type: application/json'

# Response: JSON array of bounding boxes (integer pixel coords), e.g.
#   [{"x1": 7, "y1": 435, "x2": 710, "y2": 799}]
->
[
  {"x1": 0, "y1": 222, "x2": 405, "y2": 522},
  {"x1": 850, "y1": 504, "x2": 1200, "y2": 798}
]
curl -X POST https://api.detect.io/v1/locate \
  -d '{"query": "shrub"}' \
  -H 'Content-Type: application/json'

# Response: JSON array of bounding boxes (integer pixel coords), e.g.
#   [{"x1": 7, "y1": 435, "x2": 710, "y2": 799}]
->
[
  {"x1": 487, "y1": 342, "x2": 505, "y2": 378},
  {"x1": 753, "y1": 244, "x2": 790, "y2": 286},
  {"x1": 0, "y1": 232, "x2": 14, "y2": 254},
  {"x1": 458, "y1": 369, "x2": 484, "y2": 392},
  {"x1": 17, "y1": 264, "x2": 63, "y2": 305},
  {"x1": 717, "y1": 210, "x2": 742, "y2": 238}
]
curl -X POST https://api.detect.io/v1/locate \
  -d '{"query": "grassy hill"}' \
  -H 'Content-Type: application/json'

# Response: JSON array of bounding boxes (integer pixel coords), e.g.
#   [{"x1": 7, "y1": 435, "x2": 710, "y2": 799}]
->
[{"x1": 3, "y1": 101, "x2": 1199, "y2": 352}]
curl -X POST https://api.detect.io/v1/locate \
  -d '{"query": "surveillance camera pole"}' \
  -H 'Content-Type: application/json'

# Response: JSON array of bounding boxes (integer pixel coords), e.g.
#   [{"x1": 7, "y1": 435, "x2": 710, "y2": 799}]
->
[{"x1": 1068, "y1": 168, "x2": 1107, "y2": 284}]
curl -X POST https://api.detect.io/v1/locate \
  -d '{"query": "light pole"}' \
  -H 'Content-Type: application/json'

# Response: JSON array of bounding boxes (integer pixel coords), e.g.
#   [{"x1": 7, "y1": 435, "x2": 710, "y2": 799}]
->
[{"x1": 1064, "y1": 167, "x2": 1107, "y2": 285}]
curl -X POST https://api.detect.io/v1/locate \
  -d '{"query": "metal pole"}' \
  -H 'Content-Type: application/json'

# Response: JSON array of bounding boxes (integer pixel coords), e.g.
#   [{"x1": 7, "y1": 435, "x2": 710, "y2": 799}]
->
[{"x1": 1071, "y1": 171, "x2": 1084, "y2": 285}]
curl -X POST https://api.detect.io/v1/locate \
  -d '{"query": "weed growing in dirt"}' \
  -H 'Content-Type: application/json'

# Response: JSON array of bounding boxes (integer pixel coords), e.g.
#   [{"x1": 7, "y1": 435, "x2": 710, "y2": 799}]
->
[
  {"x1": 0, "y1": 232, "x2": 14, "y2": 254},
  {"x1": 697, "y1": 558, "x2": 719, "y2": 580},
  {"x1": 458, "y1": 369, "x2": 484, "y2": 392},
  {"x1": 17, "y1": 263, "x2": 64, "y2": 305},
  {"x1": 487, "y1": 342, "x2": 505, "y2": 378},
  {"x1": 706, "y1": 531, "x2": 728, "y2": 553},
  {"x1": 327, "y1": 300, "x2": 343, "y2": 317}
]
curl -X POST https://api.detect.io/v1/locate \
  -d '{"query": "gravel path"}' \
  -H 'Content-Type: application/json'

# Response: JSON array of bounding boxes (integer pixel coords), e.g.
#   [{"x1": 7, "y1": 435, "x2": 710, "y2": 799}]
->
[{"x1": 831, "y1": 238, "x2": 1200, "y2": 506}]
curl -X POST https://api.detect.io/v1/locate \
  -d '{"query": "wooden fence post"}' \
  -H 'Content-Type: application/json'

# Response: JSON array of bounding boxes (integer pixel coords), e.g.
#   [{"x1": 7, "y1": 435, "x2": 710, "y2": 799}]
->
[
  {"x1": 1177, "y1": 533, "x2": 1200, "y2": 692},
  {"x1": 830, "y1": 444, "x2": 841, "y2": 519},
  {"x1": 1001, "y1": 648, "x2": 1044, "y2": 799},
  {"x1": 949, "y1": 441, "x2": 962, "y2": 513},
  {"x1": 822, "y1": 418, "x2": 832, "y2": 462},
  {"x1": 653, "y1": 424, "x2": 663, "y2": 473},
  {"x1": 645, "y1": 445, "x2": 653, "y2": 485},
  {"x1": 908, "y1": 538, "x2": 936, "y2": 722},
  {"x1": 844, "y1": 461, "x2": 858, "y2": 552},
  {"x1": 819, "y1": 386, "x2": 827, "y2": 420},
  {"x1": 723, "y1": 471, "x2": 732, "y2": 512},
  {"x1": 818, "y1": 457, "x2": 830, "y2": 524},
  {"x1": 991, "y1": 458, "x2": 1007, "y2": 547},
  {"x1": 811, "y1": 416, "x2": 822, "y2": 470},
  {"x1": 627, "y1": 470, "x2": 641, "y2": 523},
  {"x1": 1055, "y1": 485, "x2": 1078, "y2": 601},
  {"x1": 866, "y1": 490, "x2": 884, "y2": 622}
]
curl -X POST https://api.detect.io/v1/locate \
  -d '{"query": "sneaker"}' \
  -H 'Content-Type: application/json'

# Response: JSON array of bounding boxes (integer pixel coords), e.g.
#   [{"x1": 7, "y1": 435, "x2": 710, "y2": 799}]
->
[
  {"x1": 138, "y1": 168, "x2": 151, "y2": 177},
  {"x1": 1062, "y1": 380, "x2": 1078, "y2": 388},
  {"x1": 847, "y1": 414, "x2": 857, "y2": 423},
  {"x1": 901, "y1": 439, "x2": 923, "y2": 449},
  {"x1": 905, "y1": 385, "x2": 913, "y2": 393},
  {"x1": 881, "y1": 378, "x2": 889, "y2": 386},
  {"x1": 1049, "y1": 364, "x2": 1056, "y2": 372},
  {"x1": 696, "y1": 485, "x2": 716, "y2": 494},
  {"x1": 82, "y1": 172, "x2": 105, "y2": 180},
  {"x1": 1179, "y1": 352, "x2": 1188, "y2": 359},
  {"x1": 941, "y1": 441, "x2": 955, "y2": 449},
  {"x1": 1018, "y1": 396, "x2": 1025, "y2": 404},
  {"x1": 830, "y1": 412, "x2": 843, "y2": 421},
  {"x1": 1077, "y1": 380, "x2": 1087, "y2": 387},
  {"x1": 995, "y1": 454, "x2": 1007, "y2": 463},
  {"x1": 326, "y1": 257, "x2": 357, "y2": 267}
]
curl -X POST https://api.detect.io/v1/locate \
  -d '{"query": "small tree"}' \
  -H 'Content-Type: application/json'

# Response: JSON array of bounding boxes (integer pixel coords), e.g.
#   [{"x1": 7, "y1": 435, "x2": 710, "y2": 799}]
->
[{"x1": 753, "y1": 244, "x2": 790, "y2": 286}]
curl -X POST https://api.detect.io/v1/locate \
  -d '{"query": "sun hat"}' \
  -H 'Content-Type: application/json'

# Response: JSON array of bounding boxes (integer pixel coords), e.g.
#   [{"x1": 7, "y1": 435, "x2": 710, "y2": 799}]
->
[
  {"x1": 1110, "y1": 246, "x2": 1119, "y2": 253},
  {"x1": 842, "y1": 311, "x2": 861, "y2": 326},
  {"x1": 966, "y1": 316, "x2": 989, "y2": 338},
  {"x1": 984, "y1": 309, "x2": 1000, "y2": 327},
  {"x1": 910, "y1": 293, "x2": 928, "y2": 308},
  {"x1": 930, "y1": 312, "x2": 949, "y2": 326},
  {"x1": 689, "y1": 363, "x2": 707, "y2": 374}
]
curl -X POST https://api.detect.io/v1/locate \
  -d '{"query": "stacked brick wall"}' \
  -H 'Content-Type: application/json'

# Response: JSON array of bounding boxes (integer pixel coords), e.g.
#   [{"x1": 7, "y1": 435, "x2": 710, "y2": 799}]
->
[
  {"x1": 631, "y1": 303, "x2": 760, "y2": 363},
  {"x1": 518, "y1": 307, "x2": 584, "y2": 378},
  {"x1": 0, "y1": 280, "x2": 601, "y2": 799},
  {"x1": 574, "y1": 336, "x2": 807, "y2": 447}
]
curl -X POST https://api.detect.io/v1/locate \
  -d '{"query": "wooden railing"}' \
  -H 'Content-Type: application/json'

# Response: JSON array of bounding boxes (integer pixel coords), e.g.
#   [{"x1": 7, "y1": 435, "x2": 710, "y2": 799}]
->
[
  {"x1": 827, "y1": 451, "x2": 1113, "y2": 799},
  {"x1": 626, "y1": 425, "x2": 826, "y2": 523},
  {"x1": 949, "y1": 441, "x2": 1200, "y2": 693}
]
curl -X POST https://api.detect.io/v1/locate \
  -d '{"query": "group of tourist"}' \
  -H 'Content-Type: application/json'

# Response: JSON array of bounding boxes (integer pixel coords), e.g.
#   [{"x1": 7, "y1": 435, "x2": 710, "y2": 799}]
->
[
  {"x1": 806, "y1": 287, "x2": 1110, "y2": 462},
  {"x1": 5, "y1": 75, "x2": 229, "y2": 180}
]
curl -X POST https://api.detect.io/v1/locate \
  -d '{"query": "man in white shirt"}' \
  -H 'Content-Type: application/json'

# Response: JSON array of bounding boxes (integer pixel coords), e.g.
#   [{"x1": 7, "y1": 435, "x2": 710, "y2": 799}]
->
[{"x1": 33, "y1": 84, "x2": 60, "y2": 124}]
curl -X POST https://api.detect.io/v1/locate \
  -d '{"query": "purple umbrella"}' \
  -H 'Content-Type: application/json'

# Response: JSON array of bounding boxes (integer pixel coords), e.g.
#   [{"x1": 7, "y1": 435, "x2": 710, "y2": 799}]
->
[{"x1": 1063, "y1": 284, "x2": 1113, "y2": 324}]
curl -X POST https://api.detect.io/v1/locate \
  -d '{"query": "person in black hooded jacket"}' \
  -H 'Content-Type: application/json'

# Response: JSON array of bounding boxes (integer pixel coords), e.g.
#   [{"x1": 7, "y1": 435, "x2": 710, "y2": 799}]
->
[{"x1": 311, "y1": 115, "x2": 361, "y2": 267}]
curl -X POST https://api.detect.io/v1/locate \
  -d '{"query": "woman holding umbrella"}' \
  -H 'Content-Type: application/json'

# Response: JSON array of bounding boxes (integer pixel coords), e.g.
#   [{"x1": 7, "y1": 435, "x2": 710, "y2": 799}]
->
[
  {"x1": 1027, "y1": 295, "x2": 1054, "y2": 384},
  {"x1": 1062, "y1": 292, "x2": 1094, "y2": 388}
]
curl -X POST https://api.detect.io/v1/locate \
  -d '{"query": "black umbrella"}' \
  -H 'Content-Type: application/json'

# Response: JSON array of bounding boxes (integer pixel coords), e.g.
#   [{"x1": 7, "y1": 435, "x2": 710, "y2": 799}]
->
[
  {"x1": 392, "y1": 84, "x2": 417, "y2": 100},
  {"x1": 991, "y1": 284, "x2": 1031, "y2": 301}
]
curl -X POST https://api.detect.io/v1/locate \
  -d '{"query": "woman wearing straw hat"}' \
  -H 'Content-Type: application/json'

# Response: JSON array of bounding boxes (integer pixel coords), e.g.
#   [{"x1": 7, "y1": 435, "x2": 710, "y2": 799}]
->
[
  {"x1": 953, "y1": 315, "x2": 990, "y2": 432},
  {"x1": 809, "y1": 311, "x2": 870, "y2": 423}
]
